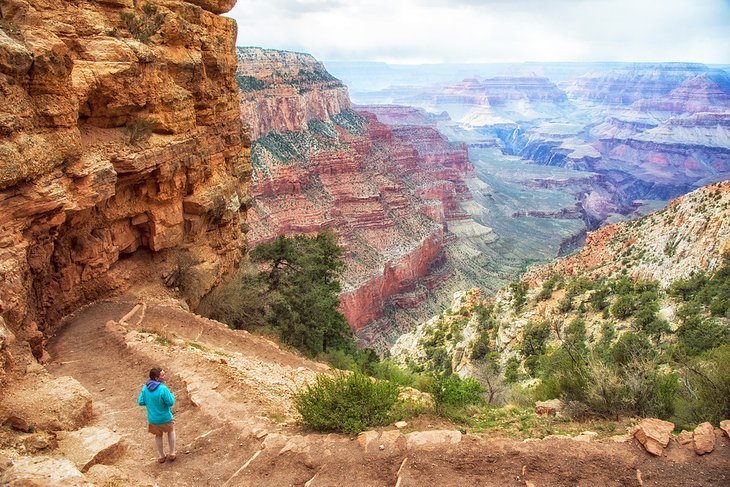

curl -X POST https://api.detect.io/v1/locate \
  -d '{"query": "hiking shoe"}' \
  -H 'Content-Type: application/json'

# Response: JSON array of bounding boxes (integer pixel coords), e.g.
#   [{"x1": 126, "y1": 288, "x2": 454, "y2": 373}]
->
[
  {"x1": 157, "y1": 456, "x2": 167, "y2": 463},
  {"x1": 167, "y1": 453, "x2": 177, "y2": 462}
]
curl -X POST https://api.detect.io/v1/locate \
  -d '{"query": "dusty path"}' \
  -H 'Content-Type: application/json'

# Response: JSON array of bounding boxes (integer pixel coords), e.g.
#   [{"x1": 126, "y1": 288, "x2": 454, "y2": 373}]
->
[{"x1": 47, "y1": 299, "x2": 730, "y2": 487}]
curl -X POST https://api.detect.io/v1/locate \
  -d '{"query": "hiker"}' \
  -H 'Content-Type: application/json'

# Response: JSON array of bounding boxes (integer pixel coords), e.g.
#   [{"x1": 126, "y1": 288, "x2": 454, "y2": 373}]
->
[{"x1": 138, "y1": 367, "x2": 177, "y2": 463}]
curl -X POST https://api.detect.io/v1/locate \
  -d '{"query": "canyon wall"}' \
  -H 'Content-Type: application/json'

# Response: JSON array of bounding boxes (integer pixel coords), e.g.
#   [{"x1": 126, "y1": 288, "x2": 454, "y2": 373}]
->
[
  {"x1": 238, "y1": 48, "x2": 478, "y2": 342},
  {"x1": 0, "y1": 0, "x2": 249, "y2": 364},
  {"x1": 236, "y1": 47, "x2": 351, "y2": 139}
]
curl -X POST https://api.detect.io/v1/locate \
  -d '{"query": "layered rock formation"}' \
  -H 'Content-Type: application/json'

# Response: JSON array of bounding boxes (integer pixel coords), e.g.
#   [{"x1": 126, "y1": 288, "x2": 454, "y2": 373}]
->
[
  {"x1": 0, "y1": 0, "x2": 249, "y2": 368},
  {"x1": 563, "y1": 63, "x2": 716, "y2": 106},
  {"x1": 239, "y1": 48, "x2": 480, "y2": 344},
  {"x1": 236, "y1": 47, "x2": 351, "y2": 139}
]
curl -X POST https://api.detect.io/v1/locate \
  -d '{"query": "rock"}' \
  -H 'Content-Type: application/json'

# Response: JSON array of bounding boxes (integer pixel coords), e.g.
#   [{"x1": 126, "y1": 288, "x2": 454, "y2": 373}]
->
[
  {"x1": 573, "y1": 431, "x2": 598, "y2": 442},
  {"x1": 631, "y1": 418, "x2": 674, "y2": 456},
  {"x1": 535, "y1": 399, "x2": 563, "y2": 416},
  {"x1": 357, "y1": 430, "x2": 380, "y2": 452},
  {"x1": 693, "y1": 422, "x2": 716, "y2": 455},
  {"x1": 379, "y1": 430, "x2": 405, "y2": 451},
  {"x1": 0, "y1": 375, "x2": 92, "y2": 431},
  {"x1": 262, "y1": 433, "x2": 288, "y2": 451},
  {"x1": 676, "y1": 430, "x2": 694, "y2": 446},
  {"x1": 394, "y1": 421, "x2": 408, "y2": 429},
  {"x1": 720, "y1": 420, "x2": 730, "y2": 438},
  {"x1": 57, "y1": 426, "x2": 124, "y2": 472},
  {"x1": 1, "y1": 456, "x2": 89, "y2": 486},
  {"x1": 0, "y1": 0, "x2": 248, "y2": 343},
  {"x1": 22, "y1": 433, "x2": 56, "y2": 453},
  {"x1": 406, "y1": 430, "x2": 462, "y2": 450}
]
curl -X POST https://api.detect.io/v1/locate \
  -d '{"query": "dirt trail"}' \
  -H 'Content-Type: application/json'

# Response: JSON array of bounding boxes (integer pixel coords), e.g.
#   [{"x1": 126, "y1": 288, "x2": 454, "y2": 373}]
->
[{"x1": 46, "y1": 299, "x2": 730, "y2": 487}]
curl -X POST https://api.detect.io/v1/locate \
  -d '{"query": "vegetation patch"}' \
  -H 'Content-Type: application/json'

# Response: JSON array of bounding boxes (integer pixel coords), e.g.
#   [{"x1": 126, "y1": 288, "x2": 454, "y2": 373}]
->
[{"x1": 294, "y1": 371, "x2": 401, "y2": 434}]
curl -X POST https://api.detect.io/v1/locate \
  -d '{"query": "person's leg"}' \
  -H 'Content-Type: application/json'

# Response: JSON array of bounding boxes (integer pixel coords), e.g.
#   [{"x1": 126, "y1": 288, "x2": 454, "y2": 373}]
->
[
  {"x1": 155, "y1": 434, "x2": 165, "y2": 459},
  {"x1": 167, "y1": 429, "x2": 177, "y2": 456}
]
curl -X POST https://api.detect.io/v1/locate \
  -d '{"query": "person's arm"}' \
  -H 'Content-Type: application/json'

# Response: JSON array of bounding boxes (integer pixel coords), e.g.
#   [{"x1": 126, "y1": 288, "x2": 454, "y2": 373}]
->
[{"x1": 137, "y1": 387, "x2": 146, "y2": 406}]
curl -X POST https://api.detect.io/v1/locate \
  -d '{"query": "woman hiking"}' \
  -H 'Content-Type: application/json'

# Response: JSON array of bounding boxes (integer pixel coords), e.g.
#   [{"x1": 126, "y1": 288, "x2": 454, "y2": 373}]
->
[{"x1": 138, "y1": 367, "x2": 177, "y2": 463}]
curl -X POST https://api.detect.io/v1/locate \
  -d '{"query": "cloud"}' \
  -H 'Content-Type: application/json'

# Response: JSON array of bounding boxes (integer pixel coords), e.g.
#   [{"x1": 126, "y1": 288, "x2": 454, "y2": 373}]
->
[{"x1": 226, "y1": 0, "x2": 730, "y2": 63}]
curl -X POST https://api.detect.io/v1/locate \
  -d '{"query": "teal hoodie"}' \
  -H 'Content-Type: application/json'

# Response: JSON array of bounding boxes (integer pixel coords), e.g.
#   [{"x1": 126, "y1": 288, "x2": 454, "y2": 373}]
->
[{"x1": 138, "y1": 380, "x2": 175, "y2": 424}]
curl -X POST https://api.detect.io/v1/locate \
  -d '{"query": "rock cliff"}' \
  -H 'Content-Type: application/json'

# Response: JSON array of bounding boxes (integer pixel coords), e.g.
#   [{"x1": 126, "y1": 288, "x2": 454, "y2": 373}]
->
[
  {"x1": 236, "y1": 47, "x2": 351, "y2": 139},
  {"x1": 238, "y1": 48, "x2": 478, "y2": 342},
  {"x1": 0, "y1": 0, "x2": 249, "y2": 368}
]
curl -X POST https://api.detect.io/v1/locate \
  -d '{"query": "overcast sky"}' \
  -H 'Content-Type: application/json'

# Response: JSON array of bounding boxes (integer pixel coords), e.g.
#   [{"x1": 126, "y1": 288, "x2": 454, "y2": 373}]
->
[{"x1": 226, "y1": 0, "x2": 730, "y2": 64}]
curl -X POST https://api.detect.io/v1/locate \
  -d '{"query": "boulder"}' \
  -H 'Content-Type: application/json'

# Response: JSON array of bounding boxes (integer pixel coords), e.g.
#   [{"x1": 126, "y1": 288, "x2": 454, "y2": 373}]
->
[
  {"x1": 631, "y1": 418, "x2": 674, "y2": 456},
  {"x1": 535, "y1": 399, "x2": 563, "y2": 416},
  {"x1": 1, "y1": 375, "x2": 92, "y2": 431},
  {"x1": 57, "y1": 427, "x2": 124, "y2": 472},
  {"x1": 406, "y1": 430, "x2": 462, "y2": 450},
  {"x1": 693, "y1": 422, "x2": 716, "y2": 455},
  {"x1": 0, "y1": 456, "x2": 89, "y2": 486}
]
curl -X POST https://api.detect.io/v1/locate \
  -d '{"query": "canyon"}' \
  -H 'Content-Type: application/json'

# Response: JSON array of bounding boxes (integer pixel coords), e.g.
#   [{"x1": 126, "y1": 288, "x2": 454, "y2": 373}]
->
[
  {"x1": 238, "y1": 47, "x2": 486, "y2": 347},
  {"x1": 240, "y1": 55, "x2": 730, "y2": 346}
]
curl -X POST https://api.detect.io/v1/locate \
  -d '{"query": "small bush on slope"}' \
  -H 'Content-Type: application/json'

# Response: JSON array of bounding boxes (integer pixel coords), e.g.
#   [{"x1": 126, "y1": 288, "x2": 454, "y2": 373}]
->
[{"x1": 294, "y1": 372, "x2": 401, "y2": 434}]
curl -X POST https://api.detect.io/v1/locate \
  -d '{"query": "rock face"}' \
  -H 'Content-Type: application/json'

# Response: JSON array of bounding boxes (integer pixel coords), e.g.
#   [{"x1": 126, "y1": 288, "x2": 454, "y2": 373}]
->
[
  {"x1": 236, "y1": 47, "x2": 351, "y2": 140},
  {"x1": 0, "y1": 0, "x2": 250, "y2": 361},
  {"x1": 241, "y1": 48, "x2": 477, "y2": 344}
]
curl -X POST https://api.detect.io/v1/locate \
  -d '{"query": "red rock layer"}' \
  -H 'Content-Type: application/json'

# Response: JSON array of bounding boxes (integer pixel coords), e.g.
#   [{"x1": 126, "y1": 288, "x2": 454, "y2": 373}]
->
[
  {"x1": 246, "y1": 102, "x2": 474, "y2": 333},
  {"x1": 236, "y1": 47, "x2": 351, "y2": 140},
  {"x1": 0, "y1": 0, "x2": 249, "y2": 355}
]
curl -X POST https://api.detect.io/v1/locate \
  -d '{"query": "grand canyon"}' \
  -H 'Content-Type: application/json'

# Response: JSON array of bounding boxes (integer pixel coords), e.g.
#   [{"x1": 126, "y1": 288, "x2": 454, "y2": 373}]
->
[
  {"x1": 240, "y1": 53, "x2": 730, "y2": 347},
  {"x1": 1, "y1": 0, "x2": 729, "y2": 485}
]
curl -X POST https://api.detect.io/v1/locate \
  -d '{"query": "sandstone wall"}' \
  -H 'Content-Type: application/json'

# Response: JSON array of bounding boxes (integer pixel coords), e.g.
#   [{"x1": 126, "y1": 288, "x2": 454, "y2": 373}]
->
[
  {"x1": 0, "y1": 0, "x2": 249, "y2": 362},
  {"x1": 236, "y1": 47, "x2": 351, "y2": 139}
]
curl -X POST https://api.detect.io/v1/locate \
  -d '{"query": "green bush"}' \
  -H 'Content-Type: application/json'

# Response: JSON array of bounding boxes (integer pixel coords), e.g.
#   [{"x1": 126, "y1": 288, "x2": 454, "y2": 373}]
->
[
  {"x1": 675, "y1": 345, "x2": 730, "y2": 428},
  {"x1": 428, "y1": 375, "x2": 484, "y2": 420},
  {"x1": 610, "y1": 294, "x2": 635, "y2": 319},
  {"x1": 294, "y1": 372, "x2": 401, "y2": 434},
  {"x1": 510, "y1": 281, "x2": 529, "y2": 311},
  {"x1": 121, "y1": 3, "x2": 165, "y2": 43}
]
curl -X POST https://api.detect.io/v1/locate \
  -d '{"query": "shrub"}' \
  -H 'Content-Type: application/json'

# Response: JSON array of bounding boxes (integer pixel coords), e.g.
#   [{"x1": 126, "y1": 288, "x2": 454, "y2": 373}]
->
[
  {"x1": 125, "y1": 117, "x2": 156, "y2": 145},
  {"x1": 676, "y1": 308, "x2": 729, "y2": 355},
  {"x1": 503, "y1": 356, "x2": 523, "y2": 384},
  {"x1": 371, "y1": 360, "x2": 419, "y2": 388},
  {"x1": 675, "y1": 345, "x2": 730, "y2": 428},
  {"x1": 293, "y1": 372, "x2": 401, "y2": 434},
  {"x1": 121, "y1": 3, "x2": 165, "y2": 43},
  {"x1": 519, "y1": 321, "x2": 551, "y2": 358},
  {"x1": 428, "y1": 375, "x2": 484, "y2": 420},
  {"x1": 536, "y1": 275, "x2": 561, "y2": 301},
  {"x1": 197, "y1": 265, "x2": 268, "y2": 330},
  {"x1": 610, "y1": 294, "x2": 635, "y2": 319},
  {"x1": 510, "y1": 281, "x2": 529, "y2": 311}
]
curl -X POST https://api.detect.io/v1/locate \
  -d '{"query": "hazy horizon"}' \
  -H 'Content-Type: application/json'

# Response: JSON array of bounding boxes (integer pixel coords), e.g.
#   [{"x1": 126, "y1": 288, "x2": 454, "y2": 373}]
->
[{"x1": 227, "y1": 0, "x2": 730, "y2": 65}]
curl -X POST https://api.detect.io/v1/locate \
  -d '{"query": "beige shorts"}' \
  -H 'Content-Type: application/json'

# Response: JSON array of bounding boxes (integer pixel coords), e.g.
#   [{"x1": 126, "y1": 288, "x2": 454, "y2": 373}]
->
[{"x1": 148, "y1": 420, "x2": 175, "y2": 436}]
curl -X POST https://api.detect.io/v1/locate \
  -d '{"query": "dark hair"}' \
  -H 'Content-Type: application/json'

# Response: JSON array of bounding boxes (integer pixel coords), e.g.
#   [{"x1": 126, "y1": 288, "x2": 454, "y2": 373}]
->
[{"x1": 149, "y1": 367, "x2": 162, "y2": 380}]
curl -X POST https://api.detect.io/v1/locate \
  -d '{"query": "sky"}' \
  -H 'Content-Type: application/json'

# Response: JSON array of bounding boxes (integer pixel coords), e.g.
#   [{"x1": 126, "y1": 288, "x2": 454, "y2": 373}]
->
[{"x1": 226, "y1": 0, "x2": 730, "y2": 64}]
